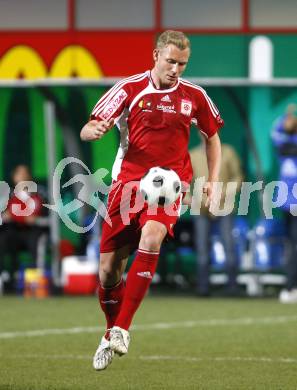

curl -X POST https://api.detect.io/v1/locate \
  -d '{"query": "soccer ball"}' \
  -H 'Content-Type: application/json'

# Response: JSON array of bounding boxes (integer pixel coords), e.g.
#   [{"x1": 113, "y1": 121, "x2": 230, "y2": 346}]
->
[{"x1": 140, "y1": 166, "x2": 181, "y2": 206}]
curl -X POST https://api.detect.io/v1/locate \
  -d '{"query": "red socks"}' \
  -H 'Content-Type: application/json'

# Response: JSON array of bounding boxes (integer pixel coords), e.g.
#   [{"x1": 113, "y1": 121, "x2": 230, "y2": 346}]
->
[
  {"x1": 114, "y1": 249, "x2": 159, "y2": 330},
  {"x1": 98, "y1": 278, "x2": 125, "y2": 339}
]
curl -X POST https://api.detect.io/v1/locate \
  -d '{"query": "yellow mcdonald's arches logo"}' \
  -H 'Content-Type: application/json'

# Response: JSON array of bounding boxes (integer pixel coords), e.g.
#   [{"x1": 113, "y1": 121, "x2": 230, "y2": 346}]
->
[
  {"x1": 0, "y1": 46, "x2": 47, "y2": 79},
  {"x1": 49, "y1": 45, "x2": 103, "y2": 79},
  {"x1": 0, "y1": 45, "x2": 103, "y2": 79}
]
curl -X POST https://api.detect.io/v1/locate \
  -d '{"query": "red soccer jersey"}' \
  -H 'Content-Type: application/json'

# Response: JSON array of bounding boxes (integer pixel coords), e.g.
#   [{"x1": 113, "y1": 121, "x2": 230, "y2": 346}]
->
[{"x1": 91, "y1": 71, "x2": 223, "y2": 185}]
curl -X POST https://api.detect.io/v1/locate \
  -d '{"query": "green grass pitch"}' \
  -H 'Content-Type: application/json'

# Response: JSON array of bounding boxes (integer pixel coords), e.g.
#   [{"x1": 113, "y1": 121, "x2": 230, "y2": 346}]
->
[{"x1": 0, "y1": 294, "x2": 297, "y2": 390}]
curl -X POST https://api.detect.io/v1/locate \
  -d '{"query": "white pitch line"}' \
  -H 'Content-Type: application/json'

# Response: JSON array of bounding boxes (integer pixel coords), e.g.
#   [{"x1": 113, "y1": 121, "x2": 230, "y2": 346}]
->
[
  {"x1": 139, "y1": 355, "x2": 297, "y2": 365},
  {"x1": 0, "y1": 326, "x2": 105, "y2": 339},
  {"x1": 0, "y1": 353, "x2": 91, "y2": 360},
  {"x1": 1, "y1": 353, "x2": 297, "y2": 365},
  {"x1": 1, "y1": 315, "x2": 297, "y2": 340}
]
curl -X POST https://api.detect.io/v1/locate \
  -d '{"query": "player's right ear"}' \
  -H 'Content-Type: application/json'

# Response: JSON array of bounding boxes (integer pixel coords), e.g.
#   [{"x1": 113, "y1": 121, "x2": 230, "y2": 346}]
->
[{"x1": 153, "y1": 49, "x2": 159, "y2": 62}]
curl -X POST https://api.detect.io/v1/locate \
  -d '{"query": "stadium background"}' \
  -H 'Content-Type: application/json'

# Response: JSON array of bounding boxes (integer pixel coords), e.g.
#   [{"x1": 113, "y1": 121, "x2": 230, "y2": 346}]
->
[{"x1": 0, "y1": 0, "x2": 297, "y2": 286}]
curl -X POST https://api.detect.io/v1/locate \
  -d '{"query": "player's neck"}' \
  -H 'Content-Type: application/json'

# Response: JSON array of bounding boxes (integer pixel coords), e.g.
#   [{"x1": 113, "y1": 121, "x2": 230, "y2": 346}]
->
[{"x1": 150, "y1": 69, "x2": 177, "y2": 90}]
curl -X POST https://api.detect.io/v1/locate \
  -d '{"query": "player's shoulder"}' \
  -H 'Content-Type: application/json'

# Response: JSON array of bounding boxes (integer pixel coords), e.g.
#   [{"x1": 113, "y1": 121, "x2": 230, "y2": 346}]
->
[
  {"x1": 179, "y1": 78, "x2": 207, "y2": 96},
  {"x1": 116, "y1": 72, "x2": 148, "y2": 88},
  {"x1": 179, "y1": 78, "x2": 221, "y2": 117}
]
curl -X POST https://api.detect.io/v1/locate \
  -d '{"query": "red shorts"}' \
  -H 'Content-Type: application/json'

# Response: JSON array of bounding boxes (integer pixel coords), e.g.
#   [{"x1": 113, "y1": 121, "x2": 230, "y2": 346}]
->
[{"x1": 100, "y1": 181, "x2": 182, "y2": 253}]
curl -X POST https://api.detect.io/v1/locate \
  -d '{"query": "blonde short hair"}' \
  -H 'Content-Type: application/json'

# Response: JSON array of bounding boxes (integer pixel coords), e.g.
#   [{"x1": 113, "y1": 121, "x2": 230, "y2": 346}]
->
[{"x1": 156, "y1": 30, "x2": 190, "y2": 51}]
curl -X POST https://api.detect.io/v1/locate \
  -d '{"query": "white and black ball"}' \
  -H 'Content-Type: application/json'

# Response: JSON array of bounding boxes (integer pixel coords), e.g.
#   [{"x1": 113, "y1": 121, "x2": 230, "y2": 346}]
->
[{"x1": 140, "y1": 166, "x2": 181, "y2": 206}]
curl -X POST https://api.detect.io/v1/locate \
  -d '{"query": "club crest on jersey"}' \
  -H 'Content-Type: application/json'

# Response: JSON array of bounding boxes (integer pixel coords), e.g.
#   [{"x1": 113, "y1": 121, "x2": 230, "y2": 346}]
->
[
  {"x1": 181, "y1": 100, "x2": 192, "y2": 116},
  {"x1": 101, "y1": 89, "x2": 128, "y2": 120}
]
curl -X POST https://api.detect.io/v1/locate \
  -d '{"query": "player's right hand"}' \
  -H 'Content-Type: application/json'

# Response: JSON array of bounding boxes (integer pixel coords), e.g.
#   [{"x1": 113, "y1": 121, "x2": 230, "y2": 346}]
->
[
  {"x1": 91, "y1": 119, "x2": 115, "y2": 139},
  {"x1": 80, "y1": 119, "x2": 115, "y2": 141}
]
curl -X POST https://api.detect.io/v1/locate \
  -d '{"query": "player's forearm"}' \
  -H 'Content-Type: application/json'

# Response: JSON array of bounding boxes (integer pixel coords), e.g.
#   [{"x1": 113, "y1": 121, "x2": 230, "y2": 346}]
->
[
  {"x1": 205, "y1": 133, "x2": 221, "y2": 182},
  {"x1": 81, "y1": 118, "x2": 114, "y2": 142},
  {"x1": 80, "y1": 120, "x2": 98, "y2": 141}
]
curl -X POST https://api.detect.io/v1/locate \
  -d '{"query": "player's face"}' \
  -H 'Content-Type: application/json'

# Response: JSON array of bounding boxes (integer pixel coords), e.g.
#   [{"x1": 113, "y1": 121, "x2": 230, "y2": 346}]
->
[
  {"x1": 12, "y1": 165, "x2": 31, "y2": 184},
  {"x1": 153, "y1": 44, "x2": 190, "y2": 88}
]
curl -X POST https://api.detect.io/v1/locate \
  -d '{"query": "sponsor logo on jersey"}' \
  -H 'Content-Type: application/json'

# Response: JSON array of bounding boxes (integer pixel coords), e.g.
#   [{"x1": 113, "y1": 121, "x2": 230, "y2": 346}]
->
[
  {"x1": 101, "y1": 89, "x2": 128, "y2": 120},
  {"x1": 181, "y1": 100, "x2": 192, "y2": 116},
  {"x1": 161, "y1": 94, "x2": 171, "y2": 102},
  {"x1": 139, "y1": 99, "x2": 152, "y2": 112},
  {"x1": 157, "y1": 104, "x2": 176, "y2": 114},
  {"x1": 137, "y1": 271, "x2": 153, "y2": 279}
]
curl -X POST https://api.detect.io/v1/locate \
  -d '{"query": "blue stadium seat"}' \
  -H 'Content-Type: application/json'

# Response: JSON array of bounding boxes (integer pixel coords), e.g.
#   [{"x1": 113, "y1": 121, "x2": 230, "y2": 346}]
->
[
  {"x1": 252, "y1": 218, "x2": 287, "y2": 271},
  {"x1": 210, "y1": 216, "x2": 249, "y2": 271},
  {"x1": 210, "y1": 234, "x2": 226, "y2": 270}
]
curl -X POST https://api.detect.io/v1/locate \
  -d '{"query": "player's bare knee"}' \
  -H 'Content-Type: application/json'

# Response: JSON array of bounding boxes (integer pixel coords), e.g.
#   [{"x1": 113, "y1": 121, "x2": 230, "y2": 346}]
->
[
  {"x1": 99, "y1": 267, "x2": 114, "y2": 284},
  {"x1": 140, "y1": 234, "x2": 162, "y2": 251},
  {"x1": 99, "y1": 267, "x2": 120, "y2": 287},
  {"x1": 140, "y1": 224, "x2": 166, "y2": 251},
  {"x1": 99, "y1": 258, "x2": 116, "y2": 284}
]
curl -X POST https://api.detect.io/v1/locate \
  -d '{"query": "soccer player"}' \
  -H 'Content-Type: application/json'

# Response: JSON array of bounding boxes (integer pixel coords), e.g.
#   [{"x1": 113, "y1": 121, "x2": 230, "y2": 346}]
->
[{"x1": 80, "y1": 30, "x2": 223, "y2": 370}]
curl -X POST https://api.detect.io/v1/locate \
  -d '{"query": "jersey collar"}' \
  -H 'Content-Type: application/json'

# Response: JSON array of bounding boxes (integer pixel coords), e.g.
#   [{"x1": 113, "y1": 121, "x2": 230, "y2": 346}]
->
[{"x1": 146, "y1": 70, "x2": 180, "y2": 92}]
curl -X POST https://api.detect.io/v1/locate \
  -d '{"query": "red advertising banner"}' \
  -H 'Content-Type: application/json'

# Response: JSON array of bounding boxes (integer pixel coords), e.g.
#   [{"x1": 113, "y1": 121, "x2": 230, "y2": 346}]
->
[{"x1": 0, "y1": 31, "x2": 155, "y2": 79}]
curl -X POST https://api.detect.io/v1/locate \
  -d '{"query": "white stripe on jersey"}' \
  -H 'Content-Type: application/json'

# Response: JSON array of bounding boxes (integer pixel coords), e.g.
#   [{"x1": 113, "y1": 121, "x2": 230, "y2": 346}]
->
[
  {"x1": 129, "y1": 85, "x2": 154, "y2": 112},
  {"x1": 92, "y1": 72, "x2": 145, "y2": 114},
  {"x1": 92, "y1": 74, "x2": 145, "y2": 117},
  {"x1": 111, "y1": 108, "x2": 130, "y2": 180},
  {"x1": 92, "y1": 73, "x2": 147, "y2": 117},
  {"x1": 93, "y1": 73, "x2": 146, "y2": 116},
  {"x1": 128, "y1": 80, "x2": 180, "y2": 112},
  {"x1": 180, "y1": 79, "x2": 219, "y2": 117},
  {"x1": 180, "y1": 79, "x2": 219, "y2": 118}
]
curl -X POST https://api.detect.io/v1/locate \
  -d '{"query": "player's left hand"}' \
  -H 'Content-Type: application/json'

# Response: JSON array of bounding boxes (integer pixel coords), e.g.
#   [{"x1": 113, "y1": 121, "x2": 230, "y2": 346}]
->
[{"x1": 203, "y1": 181, "x2": 219, "y2": 211}]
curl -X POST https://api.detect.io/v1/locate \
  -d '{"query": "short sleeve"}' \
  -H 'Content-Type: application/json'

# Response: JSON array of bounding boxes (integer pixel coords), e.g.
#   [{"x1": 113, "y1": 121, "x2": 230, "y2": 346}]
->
[
  {"x1": 194, "y1": 88, "x2": 224, "y2": 138},
  {"x1": 90, "y1": 82, "x2": 129, "y2": 121}
]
